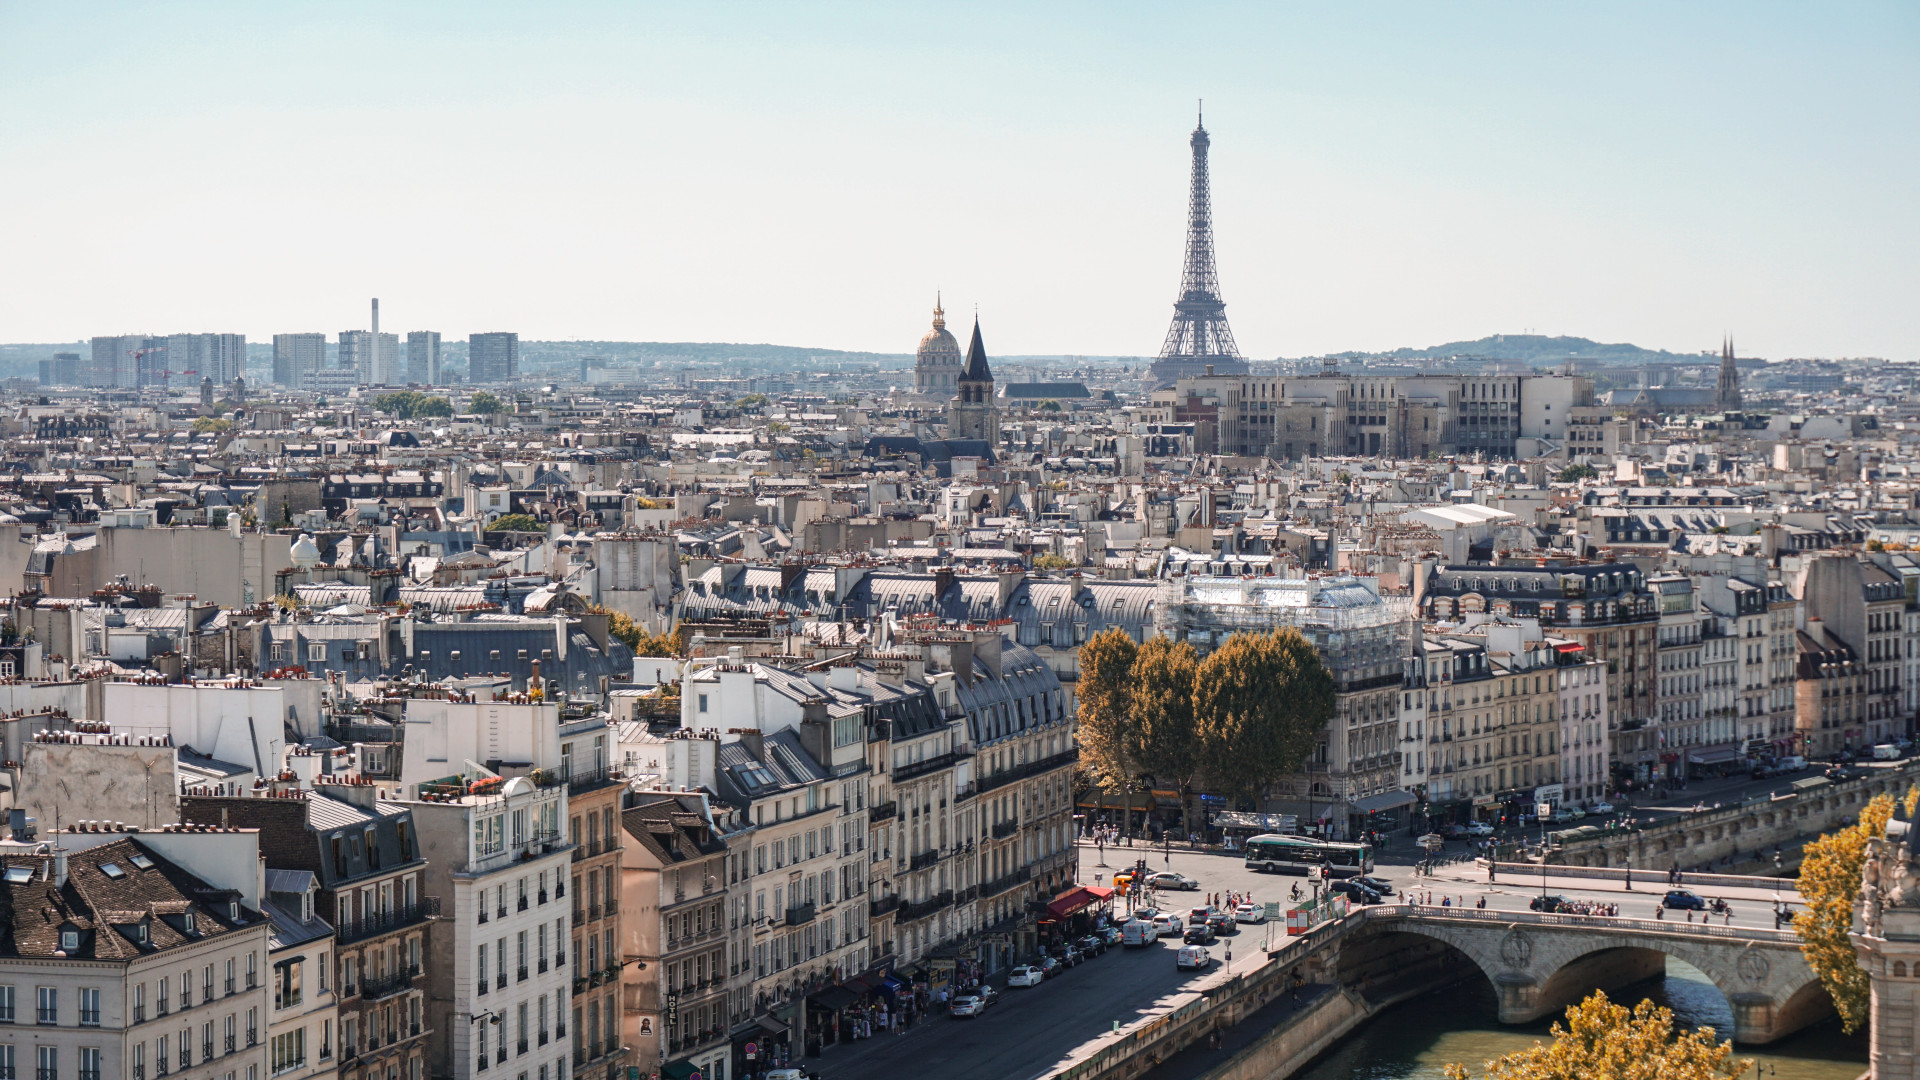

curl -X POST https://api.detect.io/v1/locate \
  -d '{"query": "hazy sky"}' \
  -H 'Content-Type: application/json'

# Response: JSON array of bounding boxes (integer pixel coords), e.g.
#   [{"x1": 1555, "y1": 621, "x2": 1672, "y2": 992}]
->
[{"x1": 3, "y1": 3, "x2": 1915, "y2": 360}]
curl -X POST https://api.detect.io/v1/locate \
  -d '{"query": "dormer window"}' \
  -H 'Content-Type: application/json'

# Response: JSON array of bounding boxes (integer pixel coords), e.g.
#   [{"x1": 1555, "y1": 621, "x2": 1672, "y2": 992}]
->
[
  {"x1": 183, "y1": 912, "x2": 197, "y2": 935},
  {"x1": 60, "y1": 930, "x2": 79, "y2": 951}
]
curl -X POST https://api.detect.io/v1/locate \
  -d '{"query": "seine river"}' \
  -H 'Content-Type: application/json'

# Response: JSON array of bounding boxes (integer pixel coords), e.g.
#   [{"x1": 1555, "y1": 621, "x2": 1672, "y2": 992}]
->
[{"x1": 1295, "y1": 959, "x2": 1867, "y2": 1080}]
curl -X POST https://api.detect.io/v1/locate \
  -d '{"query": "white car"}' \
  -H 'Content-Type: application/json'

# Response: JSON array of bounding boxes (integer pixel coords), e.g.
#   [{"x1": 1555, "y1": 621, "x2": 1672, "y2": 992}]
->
[
  {"x1": 1465, "y1": 822, "x2": 1496, "y2": 837},
  {"x1": 1588, "y1": 800, "x2": 1615, "y2": 815},
  {"x1": 1234, "y1": 903, "x2": 1266, "y2": 924},
  {"x1": 1150, "y1": 913, "x2": 1186, "y2": 936},
  {"x1": 1006, "y1": 965, "x2": 1045, "y2": 988},
  {"x1": 949, "y1": 992, "x2": 986, "y2": 1018}
]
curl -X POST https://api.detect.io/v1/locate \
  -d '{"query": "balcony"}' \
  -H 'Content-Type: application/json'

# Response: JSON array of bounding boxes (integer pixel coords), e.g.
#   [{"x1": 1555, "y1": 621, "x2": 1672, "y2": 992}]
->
[
  {"x1": 361, "y1": 970, "x2": 415, "y2": 1001},
  {"x1": 990, "y1": 819, "x2": 1018, "y2": 840},
  {"x1": 868, "y1": 894, "x2": 900, "y2": 919},
  {"x1": 980, "y1": 866, "x2": 1031, "y2": 897},
  {"x1": 867, "y1": 801, "x2": 897, "y2": 823},
  {"x1": 895, "y1": 890, "x2": 954, "y2": 922},
  {"x1": 908, "y1": 849, "x2": 939, "y2": 871},
  {"x1": 565, "y1": 763, "x2": 624, "y2": 796},
  {"x1": 893, "y1": 747, "x2": 973, "y2": 783},
  {"x1": 785, "y1": 902, "x2": 816, "y2": 927},
  {"x1": 977, "y1": 748, "x2": 1079, "y2": 794},
  {"x1": 338, "y1": 898, "x2": 440, "y2": 946}
]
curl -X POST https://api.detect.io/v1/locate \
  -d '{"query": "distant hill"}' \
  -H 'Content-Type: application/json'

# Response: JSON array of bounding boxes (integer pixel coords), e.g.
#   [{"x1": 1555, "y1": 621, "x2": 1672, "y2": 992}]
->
[{"x1": 1298, "y1": 334, "x2": 1714, "y2": 368}]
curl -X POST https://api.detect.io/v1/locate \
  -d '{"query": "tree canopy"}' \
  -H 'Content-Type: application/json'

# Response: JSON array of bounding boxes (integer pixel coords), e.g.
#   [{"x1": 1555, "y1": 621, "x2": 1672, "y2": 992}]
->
[
  {"x1": 487, "y1": 513, "x2": 543, "y2": 533},
  {"x1": 1794, "y1": 785, "x2": 1915, "y2": 1031},
  {"x1": 1444, "y1": 991, "x2": 1749, "y2": 1080},
  {"x1": 468, "y1": 390, "x2": 505, "y2": 414},
  {"x1": 1073, "y1": 628, "x2": 1138, "y2": 790},
  {"x1": 374, "y1": 391, "x2": 454, "y2": 419},
  {"x1": 190, "y1": 416, "x2": 231, "y2": 434},
  {"x1": 1556, "y1": 463, "x2": 1600, "y2": 482},
  {"x1": 1193, "y1": 628, "x2": 1336, "y2": 802},
  {"x1": 594, "y1": 606, "x2": 683, "y2": 657}
]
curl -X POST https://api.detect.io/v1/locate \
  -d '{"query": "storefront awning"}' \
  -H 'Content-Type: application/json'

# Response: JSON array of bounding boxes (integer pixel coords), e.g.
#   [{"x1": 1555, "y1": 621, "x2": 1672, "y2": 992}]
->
[
  {"x1": 662, "y1": 1064, "x2": 699, "y2": 1080},
  {"x1": 754, "y1": 1015, "x2": 789, "y2": 1037},
  {"x1": 1046, "y1": 886, "x2": 1099, "y2": 919},
  {"x1": 1351, "y1": 789, "x2": 1417, "y2": 813},
  {"x1": 808, "y1": 986, "x2": 861, "y2": 1012},
  {"x1": 1084, "y1": 885, "x2": 1115, "y2": 900},
  {"x1": 1689, "y1": 749, "x2": 1743, "y2": 765}
]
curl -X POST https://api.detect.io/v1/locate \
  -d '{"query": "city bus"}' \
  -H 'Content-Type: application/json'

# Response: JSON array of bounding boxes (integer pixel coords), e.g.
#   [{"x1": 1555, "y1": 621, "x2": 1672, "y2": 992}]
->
[{"x1": 1242, "y1": 834, "x2": 1373, "y2": 878}]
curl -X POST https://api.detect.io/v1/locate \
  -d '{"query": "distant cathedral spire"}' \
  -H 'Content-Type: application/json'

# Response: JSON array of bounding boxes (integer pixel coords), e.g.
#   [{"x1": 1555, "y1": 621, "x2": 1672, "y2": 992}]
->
[{"x1": 1716, "y1": 335, "x2": 1742, "y2": 409}]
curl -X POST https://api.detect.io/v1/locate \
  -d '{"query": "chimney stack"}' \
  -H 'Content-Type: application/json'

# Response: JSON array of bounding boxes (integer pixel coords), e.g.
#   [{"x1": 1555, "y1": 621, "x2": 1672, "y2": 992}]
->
[{"x1": 371, "y1": 298, "x2": 380, "y2": 334}]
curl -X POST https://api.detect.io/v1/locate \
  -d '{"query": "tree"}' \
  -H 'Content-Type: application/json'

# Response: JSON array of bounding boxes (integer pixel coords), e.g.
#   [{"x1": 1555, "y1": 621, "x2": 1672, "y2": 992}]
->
[
  {"x1": 1192, "y1": 628, "x2": 1336, "y2": 804},
  {"x1": 1031, "y1": 553, "x2": 1075, "y2": 570},
  {"x1": 734, "y1": 393, "x2": 769, "y2": 410},
  {"x1": 469, "y1": 390, "x2": 505, "y2": 414},
  {"x1": 1443, "y1": 990, "x2": 1749, "y2": 1080},
  {"x1": 1037, "y1": 399, "x2": 1063, "y2": 412},
  {"x1": 374, "y1": 391, "x2": 454, "y2": 419},
  {"x1": 488, "y1": 513, "x2": 542, "y2": 533},
  {"x1": 1556, "y1": 463, "x2": 1599, "y2": 482},
  {"x1": 596, "y1": 606, "x2": 682, "y2": 657},
  {"x1": 1073, "y1": 629, "x2": 1139, "y2": 792},
  {"x1": 1130, "y1": 638, "x2": 1202, "y2": 837},
  {"x1": 191, "y1": 416, "x2": 231, "y2": 434},
  {"x1": 1795, "y1": 787, "x2": 1913, "y2": 1032}
]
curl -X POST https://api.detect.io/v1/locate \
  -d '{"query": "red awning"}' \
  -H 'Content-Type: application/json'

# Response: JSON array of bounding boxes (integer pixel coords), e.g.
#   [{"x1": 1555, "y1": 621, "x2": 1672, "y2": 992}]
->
[
  {"x1": 1083, "y1": 886, "x2": 1116, "y2": 900},
  {"x1": 1046, "y1": 887, "x2": 1098, "y2": 919}
]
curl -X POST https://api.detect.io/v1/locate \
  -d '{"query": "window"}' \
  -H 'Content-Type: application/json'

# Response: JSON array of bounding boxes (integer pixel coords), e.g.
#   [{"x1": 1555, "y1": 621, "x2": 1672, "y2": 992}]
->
[
  {"x1": 129, "y1": 1045, "x2": 139, "y2": 1080},
  {"x1": 156, "y1": 1038, "x2": 169, "y2": 1078},
  {"x1": 79, "y1": 989, "x2": 99, "y2": 1027},
  {"x1": 319, "y1": 1019, "x2": 331, "y2": 1060},
  {"x1": 34, "y1": 989, "x2": 54, "y2": 1026},
  {"x1": 225, "y1": 1016, "x2": 235, "y2": 1054},
  {"x1": 35, "y1": 1047, "x2": 53, "y2": 1080},
  {"x1": 308, "y1": 643, "x2": 327, "y2": 663},
  {"x1": 271, "y1": 1030, "x2": 305, "y2": 1074},
  {"x1": 0, "y1": 986, "x2": 13, "y2": 1023},
  {"x1": 77, "y1": 1049, "x2": 99, "y2": 1080},
  {"x1": 246, "y1": 1008, "x2": 257, "y2": 1046}
]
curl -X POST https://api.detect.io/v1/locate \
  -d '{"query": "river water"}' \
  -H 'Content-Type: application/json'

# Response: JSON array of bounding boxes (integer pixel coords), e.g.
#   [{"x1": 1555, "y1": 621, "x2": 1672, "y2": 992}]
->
[{"x1": 1295, "y1": 959, "x2": 1867, "y2": 1080}]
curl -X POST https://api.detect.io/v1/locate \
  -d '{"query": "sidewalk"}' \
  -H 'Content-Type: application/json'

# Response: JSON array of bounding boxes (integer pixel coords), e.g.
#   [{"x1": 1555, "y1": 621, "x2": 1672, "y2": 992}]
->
[{"x1": 1129, "y1": 983, "x2": 1334, "y2": 1080}]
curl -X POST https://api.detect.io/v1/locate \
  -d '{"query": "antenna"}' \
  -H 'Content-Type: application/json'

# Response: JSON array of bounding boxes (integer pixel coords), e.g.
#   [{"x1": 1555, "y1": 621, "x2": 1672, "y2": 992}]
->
[{"x1": 1198, "y1": 98, "x2": 1203, "y2": 126}]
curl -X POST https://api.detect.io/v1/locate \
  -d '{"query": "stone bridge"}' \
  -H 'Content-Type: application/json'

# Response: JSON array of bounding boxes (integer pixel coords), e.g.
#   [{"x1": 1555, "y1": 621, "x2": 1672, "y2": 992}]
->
[{"x1": 1336, "y1": 906, "x2": 1828, "y2": 1045}]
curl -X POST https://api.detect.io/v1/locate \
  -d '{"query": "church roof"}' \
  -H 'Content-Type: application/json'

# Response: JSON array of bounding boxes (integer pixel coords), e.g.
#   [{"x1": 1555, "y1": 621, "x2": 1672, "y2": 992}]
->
[{"x1": 962, "y1": 319, "x2": 992, "y2": 383}]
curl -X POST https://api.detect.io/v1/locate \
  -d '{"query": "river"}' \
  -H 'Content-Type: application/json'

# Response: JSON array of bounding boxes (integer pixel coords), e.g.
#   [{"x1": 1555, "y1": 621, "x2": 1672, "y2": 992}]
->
[{"x1": 1295, "y1": 958, "x2": 1867, "y2": 1080}]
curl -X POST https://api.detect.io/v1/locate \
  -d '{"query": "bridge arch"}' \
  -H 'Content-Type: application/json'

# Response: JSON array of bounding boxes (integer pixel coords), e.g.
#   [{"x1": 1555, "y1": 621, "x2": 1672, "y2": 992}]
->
[{"x1": 1352, "y1": 914, "x2": 1831, "y2": 1045}]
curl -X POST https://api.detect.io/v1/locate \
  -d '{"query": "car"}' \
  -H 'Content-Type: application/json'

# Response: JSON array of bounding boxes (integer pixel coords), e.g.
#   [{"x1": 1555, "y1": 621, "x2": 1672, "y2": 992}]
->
[
  {"x1": 1354, "y1": 875, "x2": 1395, "y2": 896},
  {"x1": 1234, "y1": 903, "x2": 1266, "y2": 924},
  {"x1": 1589, "y1": 800, "x2": 1616, "y2": 815},
  {"x1": 1175, "y1": 945, "x2": 1213, "y2": 971},
  {"x1": 971, "y1": 984, "x2": 999, "y2": 1008},
  {"x1": 1530, "y1": 894, "x2": 1574, "y2": 913},
  {"x1": 1438, "y1": 823, "x2": 1470, "y2": 841},
  {"x1": 1149, "y1": 871, "x2": 1202, "y2": 891},
  {"x1": 1150, "y1": 913, "x2": 1186, "y2": 936},
  {"x1": 1778, "y1": 755, "x2": 1808, "y2": 771},
  {"x1": 1187, "y1": 905, "x2": 1218, "y2": 924},
  {"x1": 1099, "y1": 925, "x2": 1125, "y2": 946},
  {"x1": 1465, "y1": 822, "x2": 1496, "y2": 837},
  {"x1": 1207, "y1": 912, "x2": 1237, "y2": 934},
  {"x1": 1077, "y1": 933, "x2": 1108, "y2": 956},
  {"x1": 1331, "y1": 880, "x2": 1383, "y2": 905},
  {"x1": 1121, "y1": 920, "x2": 1159, "y2": 947},
  {"x1": 1183, "y1": 924, "x2": 1217, "y2": 945},
  {"x1": 1006, "y1": 965, "x2": 1044, "y2": 987},
  {"x1": 1664, "y1": 889, "x2": 1708, "y2": 911},
  {"x1": 1038, "y1": 955, "x2": 1064, "y2": 978},
  {"x1": 950, "y1": 992, "x2": 986, "y2": 1018},
  {"x1": 1049, "y1": 943, "x2": 1083, "y2": 967}
]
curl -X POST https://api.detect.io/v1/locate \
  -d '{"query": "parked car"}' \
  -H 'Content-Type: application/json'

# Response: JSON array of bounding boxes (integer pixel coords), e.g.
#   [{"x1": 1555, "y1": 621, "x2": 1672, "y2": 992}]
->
[
  {"x1": 1149, "y1": 871, "x2": 1202, "y2": 891},
  {"x1": 1007, "y1": 966, "x2": 1044, "y2": 987},
  {"x1": 1664, "y1": 889, "x2": 1708, "y2": 911},
  {"x1": 1175, "y1": 945, "x2": 1213, "y2": 971},
  {"x1": 1183, "y1": 924, "x2": 1217, "y2": 945},
  {"x1": 1077, "y1": 934, "x2": 1108, "y2": 956},
  {"x1": 1588, "y1": 800, "x2": 1616, "y2": 815},
  {"x1": 1038, "y1": 955, "x2": 1064, "y2": 978},
  {"x1": 1233, "y1": 903, "x2": 1267, "y2": 924},
  {"x1": 1465, "y1": 822, "x2": 1496, "y2": 837},
  {"x1": 973, "y1": 984, "x2": 1000, "y2": 1008},
  {"x1": 1049, "y1": 943, "x2": 1082, "y2": 967},
  {"x1": 1099, "y1": 925, "x2": 1125, "y2": 946},
  {"x1": 950, "y1": 992, "x2": 987, "y2": 1018},
  {"x1": 1530, "y1": 894, "x2": 1574, "y2": 913},
  {"x1": 1207, "y1": 912, "x2": 1237, "y2": 934}
]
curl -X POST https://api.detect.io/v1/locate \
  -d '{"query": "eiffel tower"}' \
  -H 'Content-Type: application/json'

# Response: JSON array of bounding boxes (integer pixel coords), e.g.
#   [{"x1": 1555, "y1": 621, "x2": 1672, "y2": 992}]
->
[{"x1": 1148, "y1": 106, "x2": 1249, "y2": 387}]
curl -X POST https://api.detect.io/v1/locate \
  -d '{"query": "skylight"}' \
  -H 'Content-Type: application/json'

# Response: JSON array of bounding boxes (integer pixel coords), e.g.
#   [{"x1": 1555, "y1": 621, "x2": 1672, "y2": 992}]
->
[
  {"x1": 99, "y1": 863, "x2": 126, "y2": 879},
  {"x1": 4, "y1": 866, "x2": 33, "y2": 884},
  {"x1": 128, "y1": 854, "x2": 155, "y2": 870}
]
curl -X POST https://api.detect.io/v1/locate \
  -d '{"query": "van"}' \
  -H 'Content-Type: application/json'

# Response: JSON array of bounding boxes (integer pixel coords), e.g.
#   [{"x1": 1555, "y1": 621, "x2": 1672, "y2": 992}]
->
[
  {"x1": 1175, "y1": 945, "x2": 1213, "y2": 971},
  {"x1": 1875, "y1": 744, "x2": 1902, "y2": 761},
  {"x1": 1121, "y1": 919, "x2": 1158, "y2": 947},
  {"x1": 1779, "y1": 755, "x2": 1808, "y2": 772}
]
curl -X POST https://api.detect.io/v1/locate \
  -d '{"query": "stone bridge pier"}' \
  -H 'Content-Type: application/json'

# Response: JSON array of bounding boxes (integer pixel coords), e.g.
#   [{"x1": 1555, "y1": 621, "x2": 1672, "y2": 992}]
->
[{"x1": 1360, "y1": 911, "x2": 1831, "y2": 1045}]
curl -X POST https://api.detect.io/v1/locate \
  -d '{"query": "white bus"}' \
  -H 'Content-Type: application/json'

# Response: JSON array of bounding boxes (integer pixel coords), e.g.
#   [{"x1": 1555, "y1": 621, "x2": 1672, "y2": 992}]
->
[{"x1": 1242, "y1": 834, "x2": 1373, "y2": 878}]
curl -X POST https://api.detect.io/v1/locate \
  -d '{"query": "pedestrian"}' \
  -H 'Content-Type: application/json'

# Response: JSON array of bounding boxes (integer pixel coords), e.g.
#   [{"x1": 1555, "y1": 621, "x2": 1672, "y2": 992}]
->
[{"x1": 1725, "y1": 910, "x2": 1732, "y2": 926}]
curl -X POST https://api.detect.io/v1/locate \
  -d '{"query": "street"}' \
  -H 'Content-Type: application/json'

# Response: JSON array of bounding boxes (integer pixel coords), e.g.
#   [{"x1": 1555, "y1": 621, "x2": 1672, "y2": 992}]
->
[{"x1": 822, "y1": 839, "x2": 1805, "y2": 1080}]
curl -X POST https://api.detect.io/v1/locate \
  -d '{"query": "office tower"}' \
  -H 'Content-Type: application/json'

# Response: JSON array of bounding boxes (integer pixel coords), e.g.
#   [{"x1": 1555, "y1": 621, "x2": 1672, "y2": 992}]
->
[
  {"x1": 165, "y1": 333, "x2": 247, "y2": 386},
  {"x1": 40, "y1": 352, "x2": 82, "y2": 386},
  {"x1": 341, "y1": 330, "x2": 400, "y2": 385},
  {"x1": 468, "y1": 332, "x2": 519, "y2": 383},
  {"x1": 407, "y1": 331, "x2": 442, "y2": 384},
  {"x1": 272, "y1": 333, "x2": 327, "y2": 387},
  {"x1": 89, "y1": 334, "x2": 164, "y2": 388}
]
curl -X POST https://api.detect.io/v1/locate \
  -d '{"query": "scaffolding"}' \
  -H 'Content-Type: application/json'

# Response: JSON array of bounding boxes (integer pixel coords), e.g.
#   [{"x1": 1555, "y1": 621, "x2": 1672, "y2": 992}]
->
[{"x1": 1155, "y1": 574, "x2": 1413, "y2": 686}]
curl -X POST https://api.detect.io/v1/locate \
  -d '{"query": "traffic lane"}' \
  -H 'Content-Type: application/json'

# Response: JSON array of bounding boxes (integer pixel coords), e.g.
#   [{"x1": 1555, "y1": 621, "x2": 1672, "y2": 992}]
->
[{"x1": 829, "y1": 940, "x2": 1221, "y2": 1080}]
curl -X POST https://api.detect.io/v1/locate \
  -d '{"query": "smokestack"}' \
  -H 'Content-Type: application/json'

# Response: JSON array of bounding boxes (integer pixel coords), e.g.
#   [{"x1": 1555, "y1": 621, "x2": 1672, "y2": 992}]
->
[{"x1": 371, "y1": 298, "x2": 380, "y2": 334}]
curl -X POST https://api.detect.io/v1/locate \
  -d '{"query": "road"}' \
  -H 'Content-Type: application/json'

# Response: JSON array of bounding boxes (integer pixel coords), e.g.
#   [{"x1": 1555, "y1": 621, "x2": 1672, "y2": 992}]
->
[{"x1": 823, "y1": 841, "x2": 1803, "y2": 1080}]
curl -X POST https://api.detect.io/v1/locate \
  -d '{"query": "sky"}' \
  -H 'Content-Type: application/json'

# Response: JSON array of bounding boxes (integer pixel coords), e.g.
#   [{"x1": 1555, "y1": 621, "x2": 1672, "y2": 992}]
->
[{"x1": 2, "y1": 2, "x2": 1916, "y2": 361}]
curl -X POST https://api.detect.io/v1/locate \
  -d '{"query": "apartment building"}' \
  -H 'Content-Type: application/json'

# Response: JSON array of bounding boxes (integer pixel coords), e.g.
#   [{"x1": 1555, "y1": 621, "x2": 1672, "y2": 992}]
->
[
  {"x1": 179, "y1": 787, "x2": 431, "y2": 1080},
  {"x1": 408, "y1": 775, "x2": 572, "y2": 1080},
  {"x1": 1554, "y1": 640, "x2": 1611, "y2": 805},
  {"x1": 258, "y1": 870, "x2": 337, "y2": 1080},
  {"x1": 617, "y1": 793, "x2": 731, "y2": 1080},
  {"x1": 560, "y1": 737, "x2": 625, "y2": 1080},
  {"x1": 0, "y1": 828, "x2": 272, "y2": 1080},
  {"x1": 1651, "y1": 574, "x2": 1706, "y2": 781}
]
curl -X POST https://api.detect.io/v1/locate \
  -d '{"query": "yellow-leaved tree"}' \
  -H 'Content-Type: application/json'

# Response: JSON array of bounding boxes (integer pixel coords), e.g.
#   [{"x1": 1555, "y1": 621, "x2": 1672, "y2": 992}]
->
[
  {"x1": 1444, "y1": 991, "x2": 1749, "y2": 1080},
  {"x1": 1793, "y1": 785, "x2": 1916, "y2": 1032}
]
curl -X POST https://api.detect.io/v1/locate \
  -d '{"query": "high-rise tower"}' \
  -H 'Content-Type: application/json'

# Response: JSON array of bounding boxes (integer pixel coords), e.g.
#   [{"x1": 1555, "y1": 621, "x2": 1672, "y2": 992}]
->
[
  {"x1": 1149, "y1": 106, "x2": 1249, "y2": 387},
  {"x1": 1716, "y1": 336, "x2": 1742, "y2": 409}
]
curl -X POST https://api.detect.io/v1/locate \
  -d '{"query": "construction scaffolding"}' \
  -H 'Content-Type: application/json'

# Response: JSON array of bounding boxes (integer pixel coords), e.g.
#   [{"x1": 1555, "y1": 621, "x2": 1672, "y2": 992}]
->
[{"x1": 1154, "y1": 574, "x2": 1414, "y2": 687}]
